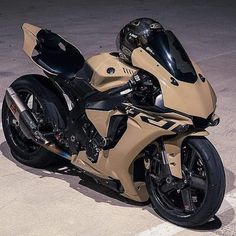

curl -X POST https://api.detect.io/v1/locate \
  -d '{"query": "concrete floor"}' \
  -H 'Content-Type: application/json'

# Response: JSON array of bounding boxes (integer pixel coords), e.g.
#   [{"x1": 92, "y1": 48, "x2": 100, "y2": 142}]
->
[{"x1": 0, "y1": 0, "x2": 236, "y2": 235}]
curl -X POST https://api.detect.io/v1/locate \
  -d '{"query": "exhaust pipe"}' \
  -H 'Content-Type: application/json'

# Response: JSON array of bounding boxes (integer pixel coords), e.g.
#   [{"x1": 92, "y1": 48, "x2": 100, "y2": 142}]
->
[
  {"x1": 5, "y1": 87, "x2": 71, "y2": 159},
  {"x1": 6, "y1": 87, "x2": 42, "y2": 141}
]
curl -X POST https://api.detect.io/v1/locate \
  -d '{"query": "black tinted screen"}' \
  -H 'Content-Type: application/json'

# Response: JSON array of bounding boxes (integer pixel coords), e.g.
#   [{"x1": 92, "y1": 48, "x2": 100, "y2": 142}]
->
[{"x1": 145, "y1": 30, "x2": 197, "y2": 83}]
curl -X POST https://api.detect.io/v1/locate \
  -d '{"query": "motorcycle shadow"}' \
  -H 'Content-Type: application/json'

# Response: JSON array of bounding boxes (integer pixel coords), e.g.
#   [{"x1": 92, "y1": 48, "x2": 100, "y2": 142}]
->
[
  {"x1": 0, "y1": 140, "x2": 235, "y2": 231},
  {"x1": 0, "y1": 141, "x2": 150, "y2": 209}
]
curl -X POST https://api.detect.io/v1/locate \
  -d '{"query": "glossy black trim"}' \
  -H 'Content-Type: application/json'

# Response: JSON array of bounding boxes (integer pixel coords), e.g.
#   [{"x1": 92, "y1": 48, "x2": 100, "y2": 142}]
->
[
  {"x1": 75, "y1": 62, "x2": 93, "y2": 82},
  {"x1": 192, "y1": 114, "x2": 212, "y2": 129},
  {"x1": 109, "y1": 52, "x2": 120, "y2": 57},
  {"x1": 75, "y1": 166, "x2": 124, "y2": 193},
  {"x1": 33, "y1": 29, "x2": 85, "y2": 79},
  {"x1": 198, "y1": 74, "x2": 206, "y2": 82},
  {"x1": 85, "y1": 96, "x2": 124, "y2": 111},
  {"x1": 170, "y1": 77, "x2": 179, "y2": 86},
  {"x1": 145, "y1": 30, "x2": 198, "y2": 83},
  {"x1": 161, "y1": 121, "x2": 175, "y2": 130},
  {"x1": 105, "y1": 115, "x2": 128, "y2": 149}
]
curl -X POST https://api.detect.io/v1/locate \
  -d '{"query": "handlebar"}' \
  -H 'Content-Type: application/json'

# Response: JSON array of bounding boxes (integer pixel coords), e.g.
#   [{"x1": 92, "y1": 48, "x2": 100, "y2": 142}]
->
[
  {"x1": 107, "y1": 73, "x2": 142, "y2": 96},
  {"x1": 107, "y1": 83, "x2": 131, "y2": 96}
]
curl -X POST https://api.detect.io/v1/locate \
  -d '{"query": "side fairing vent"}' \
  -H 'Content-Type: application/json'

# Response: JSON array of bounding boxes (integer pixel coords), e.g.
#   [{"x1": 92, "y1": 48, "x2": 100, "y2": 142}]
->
[{"x1": 123, "y1": 67, "x2": 135, "y2": 75}]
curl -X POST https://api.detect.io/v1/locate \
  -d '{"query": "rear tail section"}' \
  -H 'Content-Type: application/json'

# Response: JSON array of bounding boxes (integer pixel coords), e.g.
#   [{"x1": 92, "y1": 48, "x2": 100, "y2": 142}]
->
[
  {"x1": 21, "y1": 23, "x2": 84, "y2": 77},
  {"x1": 22, "y1": 23, "x2": 41, "y2": 58}
]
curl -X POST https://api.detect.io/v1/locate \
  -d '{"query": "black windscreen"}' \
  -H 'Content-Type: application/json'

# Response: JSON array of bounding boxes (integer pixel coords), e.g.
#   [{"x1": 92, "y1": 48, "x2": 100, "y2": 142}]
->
[{"x1": 145, "y1": 30, "x2": 197, "y2": 83}]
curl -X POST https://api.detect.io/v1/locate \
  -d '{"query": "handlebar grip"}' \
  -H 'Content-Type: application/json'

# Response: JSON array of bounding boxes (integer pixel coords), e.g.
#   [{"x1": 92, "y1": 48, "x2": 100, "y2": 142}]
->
[{"x1": 107, "y1": 73, "x2": 142, "y2": 96}]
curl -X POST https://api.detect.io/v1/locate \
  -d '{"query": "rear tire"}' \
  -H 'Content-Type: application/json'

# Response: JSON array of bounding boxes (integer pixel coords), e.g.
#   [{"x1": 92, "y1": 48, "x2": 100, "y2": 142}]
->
[
  {"x1": 145, "y1": 137, "x2": 225, "y2": 227},
  {"x1": 2, "y1": 74, "x2": 68, "y2": 168}
]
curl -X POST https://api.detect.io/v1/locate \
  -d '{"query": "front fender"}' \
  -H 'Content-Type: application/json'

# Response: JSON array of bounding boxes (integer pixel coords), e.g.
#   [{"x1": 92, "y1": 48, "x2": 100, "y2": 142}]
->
[{"x1": 164, "y1": 130, "x2": 209, "y2": 179}]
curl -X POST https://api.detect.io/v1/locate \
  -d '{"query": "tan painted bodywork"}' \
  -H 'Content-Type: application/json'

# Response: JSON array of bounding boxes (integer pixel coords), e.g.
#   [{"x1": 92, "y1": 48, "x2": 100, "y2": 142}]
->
[
  {"x1": 22, "y1": 23, "x2": 58, "y2": 75},
  {"x1": 164, "y1": 130, "x2": 209, "y2": 179},
  {"x1": 73, "y1": 108, "x2": 209, "y2": 201},
  {"x1": 131, "y1": 47, "x2": 216, "y2": 119},
  {"x1": 22, "y1": 23, "x2": 215, "y2": 202},
  {"x1": 87, "y1": 53, "x2": 137, "y2": 91},
  {"x1": 22, "y1": 23, "x2": 41, "y2": 57},
  {"x1": 72, "y1": 110, "x2": 175, "y2": 201},
  {"x1": 22, "y1": 23, "x2": 82, "y2": 76}
]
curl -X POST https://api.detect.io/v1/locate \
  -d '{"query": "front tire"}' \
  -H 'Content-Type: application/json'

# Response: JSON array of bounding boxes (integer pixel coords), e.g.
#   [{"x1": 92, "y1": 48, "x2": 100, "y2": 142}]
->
[
  {"x1": 145, "y1": 137, "x2": 225, "y2": 227},
  {"x1": 2, "y1": 74, "x2": 67, "y2": 168}
]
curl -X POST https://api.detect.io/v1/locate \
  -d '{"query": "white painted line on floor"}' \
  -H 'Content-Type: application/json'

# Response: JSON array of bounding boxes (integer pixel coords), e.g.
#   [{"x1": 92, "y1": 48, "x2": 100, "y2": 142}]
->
[
  {"x1": 137, "y1": 221, "x2": 183, "y2": 236},
  {"x1": 220, "y1": 192, "x2": 236, "y2": 214},
  {"x1": 137, "y1": 192, "x2": 236, "y2": 236}
]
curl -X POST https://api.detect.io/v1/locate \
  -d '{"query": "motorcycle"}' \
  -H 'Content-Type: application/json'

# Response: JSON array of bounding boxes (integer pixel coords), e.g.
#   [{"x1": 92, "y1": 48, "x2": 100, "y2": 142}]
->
[{"x1": 1, "y1": 20, "x2": 225, "y2": 227}]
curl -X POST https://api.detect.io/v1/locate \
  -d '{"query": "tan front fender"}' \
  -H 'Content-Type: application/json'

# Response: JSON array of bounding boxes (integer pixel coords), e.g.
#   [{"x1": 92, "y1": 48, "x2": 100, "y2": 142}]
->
[{"x1": 164, "y1": 130, "x2": 209, "y2": 179}]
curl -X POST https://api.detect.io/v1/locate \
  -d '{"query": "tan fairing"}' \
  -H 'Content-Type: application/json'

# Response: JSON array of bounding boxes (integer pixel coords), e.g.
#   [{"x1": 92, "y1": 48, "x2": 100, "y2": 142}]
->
[
  {"x1": 22, "y1": 23, "x2": 41, "y2": 57},
  {"x1": 131, "y1": 48, "x2": 216, "y2": 119},
  {"x1": 79, "y1": 50, "x2": 215, "y2": 201},
  {"x1": 87, "y1": 53, "x2": 137, "y2": 91},
  {"x1": 71, "y1": 107, "x2": 202, "y2": 202},
  {"x1": 22, "y1": 23, "x2": 56, "y2": 74},
  {"x1": 21, "y1": 24, "x2": 213, "y2": 202},
  {"x1": 72, "y1": 109, "x2": 175, "y2": 202},
  {"x1": 22, "y1": 23, "x2": 82, "y2": 76}
]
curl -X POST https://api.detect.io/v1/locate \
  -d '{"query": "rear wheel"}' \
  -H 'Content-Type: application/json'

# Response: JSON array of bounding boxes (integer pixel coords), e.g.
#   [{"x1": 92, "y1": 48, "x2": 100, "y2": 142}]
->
[
  {"x1": 2, "y1": 74, "x2": 67, "y2": 168},
  {"x1": 145, "y1": 137, "x2": 225, "y2": 227}
]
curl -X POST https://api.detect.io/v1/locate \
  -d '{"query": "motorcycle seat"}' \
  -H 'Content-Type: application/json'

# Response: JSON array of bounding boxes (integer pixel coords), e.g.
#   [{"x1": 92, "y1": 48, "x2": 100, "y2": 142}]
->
[{"x1": 32, "y1": 29, "x2": 85, "y2": 79}]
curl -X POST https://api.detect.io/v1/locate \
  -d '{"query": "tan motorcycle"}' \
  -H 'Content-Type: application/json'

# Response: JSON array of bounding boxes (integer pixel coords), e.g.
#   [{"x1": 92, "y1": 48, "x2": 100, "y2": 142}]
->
[{"x1": 2, "y1": 18, "x2": 225, "y2": 227}]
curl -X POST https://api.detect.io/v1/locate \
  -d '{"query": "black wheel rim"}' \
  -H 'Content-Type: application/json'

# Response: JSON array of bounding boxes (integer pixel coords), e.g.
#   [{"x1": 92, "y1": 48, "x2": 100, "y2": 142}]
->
[
  {"x1": 6, "y1": 89, "x2": 48, "y2": 158},
  {"x1": 147, "y1": 142, "x2": 208, "y2": 217}
]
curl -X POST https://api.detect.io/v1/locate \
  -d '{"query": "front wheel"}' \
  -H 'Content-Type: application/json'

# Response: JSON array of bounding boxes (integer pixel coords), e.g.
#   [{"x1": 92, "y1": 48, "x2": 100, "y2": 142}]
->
[{"x1": 145, "y1": 137, "x2": 225, "y2": 227}]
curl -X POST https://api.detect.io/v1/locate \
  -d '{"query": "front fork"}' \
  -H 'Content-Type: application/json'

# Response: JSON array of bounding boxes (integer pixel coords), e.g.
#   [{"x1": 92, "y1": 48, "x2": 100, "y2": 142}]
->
[
  {"x1": 144, "y1": 139, "x2": 172, "y2": 179},
  {"x1": 145, "y1": 131, "x2": 209, "y2": 180},
  {"x1": 164, "y1": 131, "x2": 209, "y2": 179}
]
